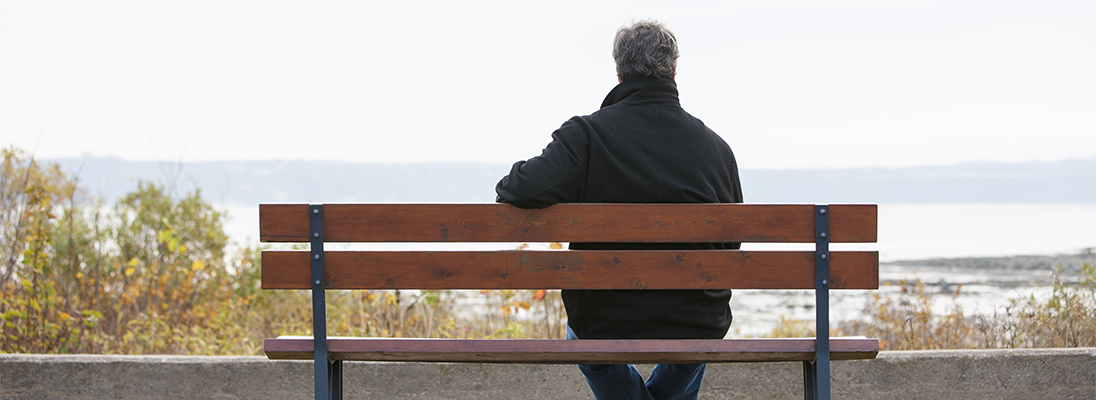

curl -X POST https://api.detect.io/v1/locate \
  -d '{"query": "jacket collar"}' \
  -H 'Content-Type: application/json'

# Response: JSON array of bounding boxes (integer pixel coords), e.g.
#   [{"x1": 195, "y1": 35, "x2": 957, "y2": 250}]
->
[{"x1": 600, "y1": 76, "x2": 680, "y2": 109}]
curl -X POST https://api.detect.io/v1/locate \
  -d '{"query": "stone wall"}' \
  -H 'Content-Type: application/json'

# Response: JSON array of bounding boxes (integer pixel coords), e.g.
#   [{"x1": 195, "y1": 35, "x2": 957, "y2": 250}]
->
[{"x1": 2, "y1": 348, "x2": 1094, "y2": 399}]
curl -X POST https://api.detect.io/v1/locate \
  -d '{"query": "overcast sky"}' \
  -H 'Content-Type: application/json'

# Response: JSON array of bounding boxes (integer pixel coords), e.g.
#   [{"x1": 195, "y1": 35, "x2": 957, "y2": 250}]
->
[{"x1": 2, "y1": 0, "x2": 1094, "y2": 170}]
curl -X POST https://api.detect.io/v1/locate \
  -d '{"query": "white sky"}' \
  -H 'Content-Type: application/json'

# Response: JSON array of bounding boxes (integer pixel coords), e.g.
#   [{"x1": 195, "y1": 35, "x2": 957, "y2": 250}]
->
[{"x1": 2, "y1": 0, "x2": 1094, "y2": 170}]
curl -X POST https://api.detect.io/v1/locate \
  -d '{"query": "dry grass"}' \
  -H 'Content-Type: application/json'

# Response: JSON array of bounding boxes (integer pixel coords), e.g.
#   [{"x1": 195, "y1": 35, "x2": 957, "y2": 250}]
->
[{"x1": 766, "y1": 260, "x2": 1096, "y2": 350}]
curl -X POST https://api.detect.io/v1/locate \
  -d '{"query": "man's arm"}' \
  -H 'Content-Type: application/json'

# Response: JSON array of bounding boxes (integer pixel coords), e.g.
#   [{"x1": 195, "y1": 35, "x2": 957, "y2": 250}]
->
[{"x1": 495, "y1": 117, "x2": 590, "y2": 209}]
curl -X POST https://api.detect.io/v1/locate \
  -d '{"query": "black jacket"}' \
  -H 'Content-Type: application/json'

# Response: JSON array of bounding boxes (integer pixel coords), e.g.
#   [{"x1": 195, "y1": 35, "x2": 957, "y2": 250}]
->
[{"x1": 495, "y1": 76, "x2": 743, "y2": 339}]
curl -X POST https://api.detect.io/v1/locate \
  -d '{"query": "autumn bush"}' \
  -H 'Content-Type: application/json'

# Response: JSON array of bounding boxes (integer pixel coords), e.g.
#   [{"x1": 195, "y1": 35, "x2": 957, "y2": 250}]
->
[
  {"x1": 0, "y1": 147, "x2": 566, "y2": 354},
  {"x1": 1, "y1": 147, "x2": 252, "y2": 353}
]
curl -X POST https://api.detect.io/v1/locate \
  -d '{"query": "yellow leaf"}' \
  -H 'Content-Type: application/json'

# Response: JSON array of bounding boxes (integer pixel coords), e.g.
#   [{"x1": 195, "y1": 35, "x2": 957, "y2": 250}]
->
[
  {"x1": 549, "y1": 242, "x2": 563, "y2": 250},
  {"x1": 178, "y1": 244, "x2": 187, "y2": 254},
  {"x1": 59, "y1": 312, "x2": 71, "y2": 320},
  {"x1": 75, "y1": 272, "x2": 84, "y2": 279},
  {"x1": 127, "y1": 258, "x2": 139, "y2": 267},
  {"x1": 191, "y1": 260, "x2": 205, "y2": 271},
  {"x1": 125, "y1": 267, "x2": 136, "y2": 277}
]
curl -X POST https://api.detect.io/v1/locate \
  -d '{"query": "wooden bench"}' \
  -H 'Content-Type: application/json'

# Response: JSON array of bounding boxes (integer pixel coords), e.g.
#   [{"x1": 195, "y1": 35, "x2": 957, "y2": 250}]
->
[{"x1": 259, "y1": 203, "x2": 879, "y2": 400}]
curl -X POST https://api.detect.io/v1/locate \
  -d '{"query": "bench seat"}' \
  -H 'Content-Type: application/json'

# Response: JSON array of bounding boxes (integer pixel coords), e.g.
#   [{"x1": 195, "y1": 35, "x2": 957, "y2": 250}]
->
[{"x1": 265, "y1": 337, "x2": 880, "y2": 363}]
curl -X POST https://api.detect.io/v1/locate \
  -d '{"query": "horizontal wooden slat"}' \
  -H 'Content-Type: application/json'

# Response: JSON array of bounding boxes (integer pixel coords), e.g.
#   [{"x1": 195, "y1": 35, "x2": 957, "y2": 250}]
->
[
  {"x1": 264, "y1": 337, "x2": 879, "y2": 363},
  {"x1": 261, "y1": 250, "x2": 879, "y2": 290},
  {"x1": 259, "y1": 203, "x2": 876, "y2": 243}
]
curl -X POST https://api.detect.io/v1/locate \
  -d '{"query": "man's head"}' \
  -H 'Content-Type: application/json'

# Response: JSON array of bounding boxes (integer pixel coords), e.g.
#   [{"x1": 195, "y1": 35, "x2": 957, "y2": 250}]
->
[{"x1": 613, "y1": 20, "x2": 679, "y2": 82}]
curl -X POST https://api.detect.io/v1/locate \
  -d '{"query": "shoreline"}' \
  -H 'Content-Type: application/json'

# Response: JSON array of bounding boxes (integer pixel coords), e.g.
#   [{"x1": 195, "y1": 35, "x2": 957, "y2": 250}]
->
[{"x1": 884, "y1": 248, "x2": 1095, "y2": 273}]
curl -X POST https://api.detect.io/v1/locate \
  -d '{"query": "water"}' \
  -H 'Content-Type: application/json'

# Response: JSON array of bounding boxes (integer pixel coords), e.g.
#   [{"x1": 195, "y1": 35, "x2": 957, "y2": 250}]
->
[{"x1": 220, "y1": 203, "x2": 1096, "y2": 336}]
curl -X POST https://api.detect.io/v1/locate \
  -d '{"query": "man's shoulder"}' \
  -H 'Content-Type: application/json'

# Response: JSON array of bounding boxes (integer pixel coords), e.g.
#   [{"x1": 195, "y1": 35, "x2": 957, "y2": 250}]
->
[{"x1": 579, "y1": 105, "x2": 615, "y2": 122}]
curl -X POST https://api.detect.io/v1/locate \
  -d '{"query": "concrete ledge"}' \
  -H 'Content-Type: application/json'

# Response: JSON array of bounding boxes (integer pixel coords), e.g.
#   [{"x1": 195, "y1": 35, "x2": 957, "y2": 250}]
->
[{"x1": 2, "y1": 349, "x2": 1094, "y2": 399}]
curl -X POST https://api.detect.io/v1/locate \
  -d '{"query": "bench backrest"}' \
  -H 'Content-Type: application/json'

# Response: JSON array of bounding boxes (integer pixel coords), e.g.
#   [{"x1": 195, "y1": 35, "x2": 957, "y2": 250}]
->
[{"x1": 259, "y1": 203, "x2": 878, "y2": 291}]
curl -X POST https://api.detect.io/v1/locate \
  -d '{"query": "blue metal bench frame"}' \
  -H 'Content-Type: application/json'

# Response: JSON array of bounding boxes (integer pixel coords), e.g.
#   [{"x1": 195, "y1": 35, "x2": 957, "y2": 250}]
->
[{"x1": 303, "y1": 204, "x2": 838, "y2": 400}]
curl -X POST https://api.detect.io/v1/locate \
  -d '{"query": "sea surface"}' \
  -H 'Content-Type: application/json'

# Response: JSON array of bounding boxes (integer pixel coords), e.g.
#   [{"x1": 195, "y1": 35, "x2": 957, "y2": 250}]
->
[{"x1": 222, "y1": 203, "x2": 1096, "y2": 336}]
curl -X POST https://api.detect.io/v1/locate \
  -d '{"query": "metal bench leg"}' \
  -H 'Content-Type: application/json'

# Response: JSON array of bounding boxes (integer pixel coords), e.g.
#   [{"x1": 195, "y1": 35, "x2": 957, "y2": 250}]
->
[
  {"x1": 812, "y1": 353, "x2": 831, "y2": 400},
  {"x1": 330, "y1": 360, "x2": 343, "y2": 400},
  {"x1": 803, "y1": 360, "x2": 817, "y2": 400}
]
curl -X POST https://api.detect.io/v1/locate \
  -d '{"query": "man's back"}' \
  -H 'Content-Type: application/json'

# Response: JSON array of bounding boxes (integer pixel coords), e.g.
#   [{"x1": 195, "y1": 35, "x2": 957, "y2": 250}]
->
[
  {"x1": 495, "y1": 76, "x2": 742, "y2": 340},
  {"x1": 495, "y1": 77, "x2": 740, "y2": 207},
  {"x1": 576, "y1": 76, "x2": 739, "y2": 205}
]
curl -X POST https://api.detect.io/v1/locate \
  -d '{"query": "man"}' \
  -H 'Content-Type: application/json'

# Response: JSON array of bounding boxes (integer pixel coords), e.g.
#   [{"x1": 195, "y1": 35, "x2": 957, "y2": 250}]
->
[{"x1": 495, "y1": 20, "x2": 742, "y2": 400}]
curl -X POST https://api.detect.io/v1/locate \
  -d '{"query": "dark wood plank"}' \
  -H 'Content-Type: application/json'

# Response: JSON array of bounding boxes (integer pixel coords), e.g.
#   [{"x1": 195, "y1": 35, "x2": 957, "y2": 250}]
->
[
  {"x1": 261, "y1": 250, "x2": 879, "y2": 290},
  {"x1": 264, "y1": 337, "x2": 880, "y2": 363},
  {"x1": 260, "y1": 203, "x2": 877, "y2": 244}
]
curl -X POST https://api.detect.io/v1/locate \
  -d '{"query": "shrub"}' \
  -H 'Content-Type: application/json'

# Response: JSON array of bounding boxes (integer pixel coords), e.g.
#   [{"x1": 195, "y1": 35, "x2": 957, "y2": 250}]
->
[
  {"x1": 767, "y1": 258, "x2": 1096, "y2": 350},
  {"x1": 1, "y1": 148, "x2": 568, "y2": 354}
]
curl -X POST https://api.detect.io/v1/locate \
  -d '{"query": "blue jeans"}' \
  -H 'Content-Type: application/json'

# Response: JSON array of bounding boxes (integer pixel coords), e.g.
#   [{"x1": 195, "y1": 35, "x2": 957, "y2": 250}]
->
[{"x1": 566, "y1": 325, "x2": 706, "y2": 400}]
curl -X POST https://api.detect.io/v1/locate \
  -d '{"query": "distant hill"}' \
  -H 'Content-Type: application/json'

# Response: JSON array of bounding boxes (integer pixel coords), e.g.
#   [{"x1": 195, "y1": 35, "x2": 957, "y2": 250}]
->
[
  {"x1": 46, "y1": 157, "x2": 1096, "y2": 205},
  {"x1": 886, "y1": 249, "x2": 1095, "y2": 274}
]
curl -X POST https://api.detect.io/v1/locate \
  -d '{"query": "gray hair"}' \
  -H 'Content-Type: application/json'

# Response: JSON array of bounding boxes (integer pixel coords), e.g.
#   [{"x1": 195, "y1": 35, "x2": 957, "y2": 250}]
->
[{"x1": 613, "y1": 20, "x2": 679, "y2": 81}]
